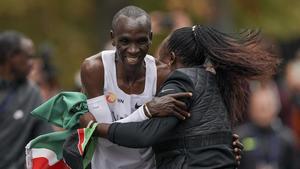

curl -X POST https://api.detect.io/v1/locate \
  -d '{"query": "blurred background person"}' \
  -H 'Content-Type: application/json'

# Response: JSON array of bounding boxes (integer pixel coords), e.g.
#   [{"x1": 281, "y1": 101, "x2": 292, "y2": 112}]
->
[
  {"x1": 0, "y1": 31, "x2": 52, "y2": 169},
  {"x1": 28, "y1": 43, "x2": 60, "y2": 101},
  {"x1": 150, "y1": 10, "x2": 192, "y2": 56},
  {"x1": 28, "y1": 43, "x2": 63, "y2": 131},
  {"x1": 281, "y1": 56, "x2": 300, "y2": 168},
  {"x1": 282, "y1": 55, "x2": 300, "y2": 145},
  {"x1": 235, "y1": 80, "x2": 296, "y2": 169}
]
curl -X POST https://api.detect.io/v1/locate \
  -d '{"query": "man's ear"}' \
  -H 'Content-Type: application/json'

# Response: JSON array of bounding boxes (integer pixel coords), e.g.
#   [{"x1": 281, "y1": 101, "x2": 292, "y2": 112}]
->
[{"x1": 110, "y1": 30, "x2": 116, "y2": 46}]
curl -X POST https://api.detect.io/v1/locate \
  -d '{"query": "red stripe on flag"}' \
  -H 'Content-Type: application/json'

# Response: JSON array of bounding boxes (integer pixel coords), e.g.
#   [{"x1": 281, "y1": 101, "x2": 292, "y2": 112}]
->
[
  {"x1": 77, "y1": 128, "x2": 85, "y2": 155},
  {"x1": 32, "y1": 157, "x2": 69, "y2": 169}
]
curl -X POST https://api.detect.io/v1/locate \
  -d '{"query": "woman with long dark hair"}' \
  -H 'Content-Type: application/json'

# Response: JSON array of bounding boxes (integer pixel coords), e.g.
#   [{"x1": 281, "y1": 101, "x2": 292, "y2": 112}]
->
[
  {"x1": 78, "y1": 25, "x2": 278, "y2": 168},
  {"x1": 163, "y1": 25, "x2": 278, "y2": 123}
]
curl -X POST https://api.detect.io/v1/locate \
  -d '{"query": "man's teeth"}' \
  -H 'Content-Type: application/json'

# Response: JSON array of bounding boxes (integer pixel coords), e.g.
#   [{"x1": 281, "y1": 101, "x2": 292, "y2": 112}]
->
[{"x1": 127, "y1": 57, "x2": 138, "y2": 62}]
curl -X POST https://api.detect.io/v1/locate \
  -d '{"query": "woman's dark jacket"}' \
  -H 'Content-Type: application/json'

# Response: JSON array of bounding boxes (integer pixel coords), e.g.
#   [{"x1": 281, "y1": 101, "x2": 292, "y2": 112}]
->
[{"x1": 108, "y1": 67, "x2": 236, "y2": 169}]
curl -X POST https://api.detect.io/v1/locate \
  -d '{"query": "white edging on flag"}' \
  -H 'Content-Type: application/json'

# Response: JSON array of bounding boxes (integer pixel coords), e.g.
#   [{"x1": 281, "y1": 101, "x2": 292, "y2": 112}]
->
[
  {"x1": 25, "y1": 141, "x2": 59, "y2": 169},
  {"x1": 31, "y1": 148, "x2": 59, "y2": 165}
]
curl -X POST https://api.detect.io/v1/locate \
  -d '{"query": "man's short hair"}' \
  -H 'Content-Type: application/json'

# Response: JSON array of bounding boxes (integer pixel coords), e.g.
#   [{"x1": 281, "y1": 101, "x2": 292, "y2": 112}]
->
[
  {"x1": 112, "y1": 5, "x2": 151, "y2": 31},
  {"x1": 0, "y1": 31, "x2": 25, "y2": 64}
]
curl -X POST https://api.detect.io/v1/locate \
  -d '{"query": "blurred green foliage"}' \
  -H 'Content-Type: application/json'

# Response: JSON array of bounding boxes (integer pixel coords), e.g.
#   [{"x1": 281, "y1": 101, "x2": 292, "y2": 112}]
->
[
  {"x1": 0, "y1": 0, "x2": 99, "y2": 89},
  {"x1": 232, "y1": 0, "x2": 300, "y2": 40},
  {"x1": 1, "y1": 0, "x2": 299, "y2": 89}
]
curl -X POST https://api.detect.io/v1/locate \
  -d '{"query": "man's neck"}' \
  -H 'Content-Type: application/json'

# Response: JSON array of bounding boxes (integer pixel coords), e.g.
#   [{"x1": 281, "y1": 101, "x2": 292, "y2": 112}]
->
[
  {"x1": 114, "y1": 59, "x2": 147, "y2": 95},
  {"x1": 116, "y1": 61, "x2": 146, "y2": 84}
]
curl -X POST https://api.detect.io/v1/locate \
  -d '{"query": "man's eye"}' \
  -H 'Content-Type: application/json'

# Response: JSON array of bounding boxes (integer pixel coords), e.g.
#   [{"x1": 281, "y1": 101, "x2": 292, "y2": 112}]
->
[
  {"x1": 138, "y1": 39, "x2": 148, "y2": 45},
  {"x1": 119, "y1": 39, "x2": 129, "y2": 44}
]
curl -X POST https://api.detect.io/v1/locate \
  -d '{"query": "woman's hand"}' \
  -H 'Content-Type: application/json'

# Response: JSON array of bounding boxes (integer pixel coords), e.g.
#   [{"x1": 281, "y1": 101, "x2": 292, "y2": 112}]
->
[
  {"x1": 232, "y1": 134, "x2": 244, "y2": 167},
  {"x1": 146, "y1": 92, "x2": 192, "y2": 120}
]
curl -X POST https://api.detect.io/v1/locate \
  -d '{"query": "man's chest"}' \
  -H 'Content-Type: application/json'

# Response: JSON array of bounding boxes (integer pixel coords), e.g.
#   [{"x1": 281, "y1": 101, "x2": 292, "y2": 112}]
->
[{"x1": 103, "y1": 89, "x2": 151, "y2": 121}]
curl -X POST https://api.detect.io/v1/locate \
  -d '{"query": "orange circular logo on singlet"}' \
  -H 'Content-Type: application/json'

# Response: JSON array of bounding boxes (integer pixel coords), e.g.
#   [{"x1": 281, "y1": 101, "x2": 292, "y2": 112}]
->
[{"x1": 106, "y1": 92, "x2": 117, "y2": 103}]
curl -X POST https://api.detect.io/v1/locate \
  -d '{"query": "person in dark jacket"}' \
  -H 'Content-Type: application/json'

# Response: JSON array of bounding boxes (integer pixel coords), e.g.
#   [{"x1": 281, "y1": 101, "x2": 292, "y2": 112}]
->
[
  {"x1": 236, "y1": 81, "x2": 297, "y2": 169},
  {"x1": 79, "y1": 25, "x2": 278, "y2": 169},
  {"x1": 0, "y1": 31, "x2": 52, "y2": 169}
]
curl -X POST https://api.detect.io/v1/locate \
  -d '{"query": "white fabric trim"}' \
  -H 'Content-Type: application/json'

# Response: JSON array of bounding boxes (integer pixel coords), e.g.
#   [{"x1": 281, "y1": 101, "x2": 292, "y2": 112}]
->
[
  {"x1": 144, "y1": 55, "x2": 157, "y2": 96},
  {"x1": 25, "y1": 141, "x2": 33, "y2": 169},
  {"x1": 87, "y1": 95, "x2": 112, "y2": 123},
  {"x1": 116, "y1": 105, "x2": 149, "y2": 123}
]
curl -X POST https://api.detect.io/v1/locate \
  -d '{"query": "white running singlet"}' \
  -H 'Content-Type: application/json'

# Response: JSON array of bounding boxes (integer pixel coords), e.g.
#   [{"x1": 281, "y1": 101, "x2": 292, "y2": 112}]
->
[{"x1": 91, "y1": 50, "x2": 157, "y2": 169}]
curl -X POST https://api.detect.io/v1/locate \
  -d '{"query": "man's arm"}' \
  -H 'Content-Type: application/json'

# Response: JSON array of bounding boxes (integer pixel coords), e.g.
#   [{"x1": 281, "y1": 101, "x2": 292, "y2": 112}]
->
[
  {"x1": 80, "y1": 53, "x2": 104, "y2": 98},
  {"x1": 80, "y1": 53, "x2": 116, "y2": 123}
]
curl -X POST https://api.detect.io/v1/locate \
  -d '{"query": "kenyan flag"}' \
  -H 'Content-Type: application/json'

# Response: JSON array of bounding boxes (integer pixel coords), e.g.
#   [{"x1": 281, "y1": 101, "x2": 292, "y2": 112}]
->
[
  {"x1": 26, "y1": 123, "x2": 97, "y2": 169},
  {"x1": 25, "y1": 92, "x2": 98, "y2": 169},
  {"x1": 26, "y1": 130, "x2": 71, "y2": 169}
]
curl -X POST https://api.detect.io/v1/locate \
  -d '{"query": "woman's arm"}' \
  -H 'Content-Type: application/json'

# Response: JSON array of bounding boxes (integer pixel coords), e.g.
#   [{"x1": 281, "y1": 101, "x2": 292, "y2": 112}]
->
[{"x1": 94, "y1": 70, "x2": 194, "y2": 148}]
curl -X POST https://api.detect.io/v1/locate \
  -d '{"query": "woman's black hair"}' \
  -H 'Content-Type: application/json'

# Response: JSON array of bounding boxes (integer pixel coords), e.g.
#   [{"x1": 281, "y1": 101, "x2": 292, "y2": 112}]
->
[{"x1": 167, "y1": 25, "x2": 279, "y2": 124}]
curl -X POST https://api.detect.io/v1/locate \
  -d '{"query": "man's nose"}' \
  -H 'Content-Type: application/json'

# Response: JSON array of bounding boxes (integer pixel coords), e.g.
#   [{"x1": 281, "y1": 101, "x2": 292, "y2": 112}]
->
[{"x1": 127, "y1": 44, "x2": 140, "y2": 54}]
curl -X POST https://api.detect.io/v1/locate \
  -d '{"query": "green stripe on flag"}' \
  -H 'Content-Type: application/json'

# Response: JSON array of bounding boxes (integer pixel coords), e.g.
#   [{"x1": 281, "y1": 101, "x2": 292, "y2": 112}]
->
[
  {"x1": 82, "y1": 123, "x2": 98, "y2": 169},
  {"x1": 31, "y1": 92, "x2": 88, "y2": 129},
  {"x1": 81, "y1": 123, "x2": 98, "y2": 153}
]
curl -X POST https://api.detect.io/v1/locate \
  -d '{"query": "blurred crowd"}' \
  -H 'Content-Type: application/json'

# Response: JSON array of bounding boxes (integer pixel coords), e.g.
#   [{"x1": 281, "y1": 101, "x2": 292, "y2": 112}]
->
[{"x1": 1, "y1": 8, "x2": 300, "y2": 169}]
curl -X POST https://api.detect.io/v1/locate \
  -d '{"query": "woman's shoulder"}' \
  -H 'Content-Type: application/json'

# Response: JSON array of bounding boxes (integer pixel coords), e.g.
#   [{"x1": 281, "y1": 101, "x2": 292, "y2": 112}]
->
[
  {"x1": 173, "y1": 67, "x2": 207, "y2": 81},
  {"x1": 161, "y1": 69, "x2": 196, "y2": 93}
]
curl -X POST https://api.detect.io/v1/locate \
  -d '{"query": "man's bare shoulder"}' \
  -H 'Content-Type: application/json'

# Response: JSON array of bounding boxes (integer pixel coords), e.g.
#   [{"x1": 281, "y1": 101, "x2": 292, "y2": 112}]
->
[
  {"x1": 81, "y1": 52, "x2": 103, "y2": 73},
  {"x1": 80, "y1": 52, "x2": 105, "y2": 97}
]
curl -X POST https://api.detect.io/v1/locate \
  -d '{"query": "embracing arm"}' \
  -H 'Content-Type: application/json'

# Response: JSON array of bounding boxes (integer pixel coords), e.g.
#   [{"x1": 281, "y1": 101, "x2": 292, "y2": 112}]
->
[
  {"x1": 80, "y1": 91, "x2": 192, "y2": 147},
  {"x1": 108, "y1": 117, "x2": 179, "y2": 148},
  {"x1": 92, "y1": 70, "x2": 194, "y2": 148}
]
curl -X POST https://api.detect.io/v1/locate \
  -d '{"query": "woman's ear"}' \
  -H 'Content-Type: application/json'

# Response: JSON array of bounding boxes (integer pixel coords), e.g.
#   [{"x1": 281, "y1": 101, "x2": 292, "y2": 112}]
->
[
  {"x1": 110, "y1": 30, "x2": 116, "y2": 46},
  {"x1": 170, "y1": 52, "x2": 176, "y2": 65}
]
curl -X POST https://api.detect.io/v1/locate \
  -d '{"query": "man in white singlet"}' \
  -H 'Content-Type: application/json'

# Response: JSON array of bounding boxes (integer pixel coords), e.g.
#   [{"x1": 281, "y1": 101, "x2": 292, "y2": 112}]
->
[{"x1": 80, "y1": 6, "x2": 190, "y2": 169}]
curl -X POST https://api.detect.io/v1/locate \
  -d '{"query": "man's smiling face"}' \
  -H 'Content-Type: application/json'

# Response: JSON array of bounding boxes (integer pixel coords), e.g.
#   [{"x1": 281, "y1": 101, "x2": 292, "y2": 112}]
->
[{"x1": 112, "y1": 15, "x2": 152, "y2": 66}]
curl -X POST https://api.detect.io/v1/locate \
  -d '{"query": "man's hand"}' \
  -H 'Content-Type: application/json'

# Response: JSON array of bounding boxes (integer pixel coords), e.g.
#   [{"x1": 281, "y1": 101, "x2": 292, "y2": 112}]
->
[
  {"x1": 146, "y1": 92, "x2": 192, "y2": 120},
  {"x1": 79, "y1": 112, "x2": 97, "y2": 128},
  {"x1": 232, "y1": 134, "x2": 243, "y2": 167}
]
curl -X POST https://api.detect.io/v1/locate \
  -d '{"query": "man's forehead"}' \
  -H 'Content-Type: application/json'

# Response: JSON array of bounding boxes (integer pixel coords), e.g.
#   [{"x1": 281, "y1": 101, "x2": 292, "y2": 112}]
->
[{"x1": 114, "y1": 15, "x2": 150, "y2": 31}]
